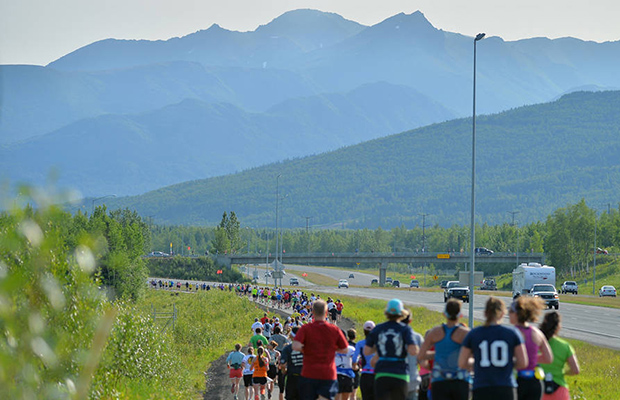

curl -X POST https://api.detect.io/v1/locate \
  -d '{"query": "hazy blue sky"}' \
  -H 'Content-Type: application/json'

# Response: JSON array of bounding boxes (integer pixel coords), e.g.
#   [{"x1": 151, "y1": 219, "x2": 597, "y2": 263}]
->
[{"x1": 2, "y1": 0, "x2": 619, "y2": 65}]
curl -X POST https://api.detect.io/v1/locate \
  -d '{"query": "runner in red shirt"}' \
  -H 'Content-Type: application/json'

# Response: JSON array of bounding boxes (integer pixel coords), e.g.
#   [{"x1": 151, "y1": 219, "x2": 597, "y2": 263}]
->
[
  {"x1": 293, "y1": 299, "x2": 349, "y2": 400},
  {"x1": 335, "y1": 300, "x2": 344, "y2": 322}
]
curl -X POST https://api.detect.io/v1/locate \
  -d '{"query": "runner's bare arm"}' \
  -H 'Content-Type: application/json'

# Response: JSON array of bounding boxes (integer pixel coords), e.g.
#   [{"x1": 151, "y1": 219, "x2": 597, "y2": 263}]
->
[{"x1": 458, "y1": 346, "x2": 473, "y2": 371}]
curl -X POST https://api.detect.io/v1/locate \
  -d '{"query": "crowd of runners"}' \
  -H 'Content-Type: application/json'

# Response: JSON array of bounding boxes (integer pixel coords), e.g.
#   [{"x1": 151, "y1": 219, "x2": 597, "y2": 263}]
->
[{"x1": 225, "y1": 287, "x2": 580, "y2": 400}]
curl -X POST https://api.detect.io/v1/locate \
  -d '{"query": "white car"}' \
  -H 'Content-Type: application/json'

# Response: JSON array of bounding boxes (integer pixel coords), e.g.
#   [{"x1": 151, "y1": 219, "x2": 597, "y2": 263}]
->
[
  {"x1": 338, "y1": 279, "x2": 349, "y2": 288},
  {"x1": 599, "y1": 285, "x2": 617, "y2": 297}
]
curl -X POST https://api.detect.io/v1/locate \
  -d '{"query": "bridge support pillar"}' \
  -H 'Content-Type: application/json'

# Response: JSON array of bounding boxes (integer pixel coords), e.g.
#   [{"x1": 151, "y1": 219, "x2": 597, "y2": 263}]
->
[
  {"x1": 216, "y1": 256, "x2": 232, "y2": 269},
  {"x1": 379, "y1": 262, "x2": 387, "y2": 287}
]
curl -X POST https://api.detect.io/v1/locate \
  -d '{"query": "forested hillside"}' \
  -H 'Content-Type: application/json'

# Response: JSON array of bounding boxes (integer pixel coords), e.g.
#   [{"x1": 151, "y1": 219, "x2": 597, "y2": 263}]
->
[
  {"x1": 3, "y1": 9, "x2": 620, "y2": 197},
  {"x1": 104, "y1": 90, "x2": 620, "y2": 228}
]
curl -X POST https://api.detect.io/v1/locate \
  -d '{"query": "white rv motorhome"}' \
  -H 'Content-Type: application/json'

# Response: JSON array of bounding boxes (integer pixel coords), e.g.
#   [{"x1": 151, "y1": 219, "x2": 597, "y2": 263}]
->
[{"x1": 512, "y1": 263, "x2": 556, "y2": 297}]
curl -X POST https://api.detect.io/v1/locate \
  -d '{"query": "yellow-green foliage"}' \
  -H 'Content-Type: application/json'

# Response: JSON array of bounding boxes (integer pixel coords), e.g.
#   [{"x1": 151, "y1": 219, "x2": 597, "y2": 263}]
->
[
  {"x1": 136, "y1": 289, "x2": 261, "y2": 392},
  {"x1": 566, "y1": 339, "x2": 620, "y2": 399}
]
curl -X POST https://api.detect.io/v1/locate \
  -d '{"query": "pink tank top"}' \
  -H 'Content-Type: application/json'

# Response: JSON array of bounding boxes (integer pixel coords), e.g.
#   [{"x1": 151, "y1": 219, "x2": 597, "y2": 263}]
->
[{"x1": 517, "y1": 325, "x2": 538, "y2": 371}]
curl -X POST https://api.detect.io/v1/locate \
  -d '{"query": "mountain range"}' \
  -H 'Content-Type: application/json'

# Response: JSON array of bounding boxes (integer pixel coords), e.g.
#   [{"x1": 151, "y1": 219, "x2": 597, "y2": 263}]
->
[
  {"x1": 94, "y1": 90, "x2": 620, "y2": 228},
  {"x1": 2, "y1": 8, "x2": 620, "y2": 200}
]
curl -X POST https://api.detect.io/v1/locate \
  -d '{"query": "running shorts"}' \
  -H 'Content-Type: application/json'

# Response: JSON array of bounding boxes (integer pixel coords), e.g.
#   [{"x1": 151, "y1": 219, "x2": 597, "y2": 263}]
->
[
  {"x1": 244, "y1": 374, "x2": 253, "y2": 387},
  {"x1": 268, "y1": 364, "x2": 278, "y2": 379},
  {"x1": 253, "y1": 376, "x2": 268, "y2": 385},
  {"x1": 229, "y1": 368, "x2": 243, "y2": 378},
  {"x1": 337, "y1": 375, "x2": 354, "y2": 393}
]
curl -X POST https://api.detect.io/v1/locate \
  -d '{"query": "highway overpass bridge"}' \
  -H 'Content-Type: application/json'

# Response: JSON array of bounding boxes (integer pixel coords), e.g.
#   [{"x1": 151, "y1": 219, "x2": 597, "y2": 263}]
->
[{"x1": 216, "y1": 251, "x2": 546, "y2": 285}]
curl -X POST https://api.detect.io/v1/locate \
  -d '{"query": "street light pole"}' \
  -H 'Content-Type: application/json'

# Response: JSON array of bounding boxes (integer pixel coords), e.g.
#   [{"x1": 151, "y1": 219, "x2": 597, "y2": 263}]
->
[
  {"x1": 274, "y1": 174, "x2": 281, "y2": 283},
  {"x1": 469, "y1": 32, "x2": 485, "y2": 329},
  {"x1": 593, "y1": 210, "x2": 597, "y2": 295},
  {"x1": 509, "y1": 211, "x2": 520, "y2": 268}
]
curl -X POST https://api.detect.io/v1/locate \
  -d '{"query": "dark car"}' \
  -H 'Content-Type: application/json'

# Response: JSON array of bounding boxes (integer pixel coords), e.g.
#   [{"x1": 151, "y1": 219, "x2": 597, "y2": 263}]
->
[
  {"x1": 371, "y1": 279, "x2": 379, "y2": 285},
  {"x1": 392, "y1": 280, "x2": 400, "y2": 288},
  {"x1": 349, "y1": 274, "x2": 355, "y2": 278},
  {"x1": 475, "y1": 247, "x2": 494, "y2": 255},
  {"x1": 480, "y1": 278, "x2": 497, "y2": 291}
]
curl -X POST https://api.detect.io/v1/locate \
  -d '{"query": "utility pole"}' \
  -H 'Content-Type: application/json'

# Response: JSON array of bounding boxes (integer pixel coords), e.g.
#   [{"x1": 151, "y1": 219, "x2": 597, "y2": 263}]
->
[
  {"x1": 305, "y1": 216, "x2": 312, "y2": 265},
  {"x1": 508, "y1": 211, "x2": 520, "y2": 268},
  {"x1": 420, "y1": 213, "x2": 429, "y2": 252}
]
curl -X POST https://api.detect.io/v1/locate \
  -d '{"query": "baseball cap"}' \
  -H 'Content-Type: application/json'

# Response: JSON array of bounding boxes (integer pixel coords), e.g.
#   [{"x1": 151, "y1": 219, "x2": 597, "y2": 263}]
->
[
  {"x1": 363, "y1": 320, "x2": 376, "y2": 331},
  {"x1": 385, "y1": 298, "x2": 404, "y2": 315},
  {"x1": 275, "y1": 317, "x2": 279, "y2": 322}
]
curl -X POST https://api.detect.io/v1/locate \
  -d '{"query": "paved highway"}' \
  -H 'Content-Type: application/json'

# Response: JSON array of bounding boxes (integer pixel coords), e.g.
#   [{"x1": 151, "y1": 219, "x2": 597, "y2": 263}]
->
[{"x1": 280, "y1": 264, "x2": 620, "y2": 351}]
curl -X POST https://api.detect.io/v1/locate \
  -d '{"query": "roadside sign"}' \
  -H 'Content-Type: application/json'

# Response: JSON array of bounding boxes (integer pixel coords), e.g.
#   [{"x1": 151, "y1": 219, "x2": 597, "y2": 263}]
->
[
  {"x1": 356, "y1": 262, "x2": 360, "y2": 266},
  {"x1": 437, "y1": 254, "x2": 450, "y2": 259},
  {"x1": 433, "y1": 275, "x2": 438, "y2": 280}
]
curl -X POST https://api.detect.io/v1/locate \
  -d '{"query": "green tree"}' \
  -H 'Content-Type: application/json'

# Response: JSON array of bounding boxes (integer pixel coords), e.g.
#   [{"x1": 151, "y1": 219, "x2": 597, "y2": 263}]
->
[{"x1": 227, "y1": 211, "x2": 241, "y2": 252}]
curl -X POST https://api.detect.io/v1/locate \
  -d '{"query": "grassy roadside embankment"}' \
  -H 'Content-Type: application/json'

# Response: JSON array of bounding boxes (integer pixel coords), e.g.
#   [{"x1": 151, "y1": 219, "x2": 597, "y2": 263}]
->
[{"x1": 133, "y1": 289, "x2": 261, "y2": 398}]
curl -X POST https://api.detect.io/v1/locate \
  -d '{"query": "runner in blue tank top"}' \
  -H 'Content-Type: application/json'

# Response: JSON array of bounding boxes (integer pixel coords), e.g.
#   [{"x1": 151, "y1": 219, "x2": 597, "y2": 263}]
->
[
  {"x1": 419, "y1": 299, "x2": 471, "y2": 400},
  {"x1": 459, "y1": 297, "x2": 528, "y2": 400}
]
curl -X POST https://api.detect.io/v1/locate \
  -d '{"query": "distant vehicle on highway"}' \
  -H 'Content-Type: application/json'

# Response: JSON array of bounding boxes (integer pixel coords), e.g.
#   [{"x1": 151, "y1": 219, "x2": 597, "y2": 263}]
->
[
  {"x1": 599, "y1": 285, "x2": 617, "y2": 297},
  {"x1": 475, "y1": 247, "x2": 494, "y2": 255},
  {"x1": 148, "y1": 251, "x2": 169, "y2": 257},
  {"x1": 386, "y1": 277, "x2": 393, "y2": 284},
  {"x1": 444, "y1": 281, "x2": 469, "y2": 303},
  {"x1": 371, "y1": 279, "x2": 379, "y2": 285},
  {"x1": 480, "y1": 278, "x2": 497, "y2": 290},
  {"x1": 530, "y1": 284, "x2": 559, "y2": 309},
  {"x1": 349, "y1": 273, "x2": 355, "y2": 278},
  {"x1": 561, "y1": 281, "x2": 578, "y2": 294},
  {"x1": 338, "y1": 279, "x2": 349, "y2": 289},
  {"x1": 289, "y1": 277, "x2": 299, "y2": 286},
  {"x1": 597, "y1": 247, "x2": 609, "y2": 255},
  {"x1": 410, "y1": 279, "x2": 420, "y2": 288},
  {"x1": 392, "y1": 280, "x2": 400, "y2": 288}
]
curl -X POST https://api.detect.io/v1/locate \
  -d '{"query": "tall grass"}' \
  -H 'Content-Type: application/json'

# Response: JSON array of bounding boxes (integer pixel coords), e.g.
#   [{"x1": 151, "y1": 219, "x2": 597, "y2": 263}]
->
[{"x1": 135, "y1": 289, "x2": 261, "y2": 393}]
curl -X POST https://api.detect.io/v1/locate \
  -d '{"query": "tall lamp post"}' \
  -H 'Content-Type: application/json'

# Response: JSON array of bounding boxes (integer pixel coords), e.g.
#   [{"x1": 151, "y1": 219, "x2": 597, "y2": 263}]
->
[
  {"x1": 593, "y1": 210, "x2": 598, "y2": 295},
  {"x1": 91, "y1": 194, "x2": 116, "y2": 213},
  {"x1": 509, "y1": 211, "x2": 520, "y2": 268},
  {"x1": 274, "y1": 174, "x2": 281, "y2": 276},
  {"x1": 469, "y1": 32, "x2": 485, "y2": 328}
]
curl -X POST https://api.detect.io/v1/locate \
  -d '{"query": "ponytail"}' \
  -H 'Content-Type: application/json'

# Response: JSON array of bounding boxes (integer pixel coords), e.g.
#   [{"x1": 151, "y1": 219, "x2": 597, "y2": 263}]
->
[
  {"x1": 257, "y1": 346, "x2": 265, "y2": 367},
  {"x1": 540, "y1": 311, "x2": 561, "y2": 340},
  {"x1": 484, "y1": 297, "x2": 506, "y2": 326}
]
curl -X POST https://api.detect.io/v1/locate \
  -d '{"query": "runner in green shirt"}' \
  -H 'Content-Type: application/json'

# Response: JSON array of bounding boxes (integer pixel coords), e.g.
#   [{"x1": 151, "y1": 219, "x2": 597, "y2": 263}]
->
[
  {"x1": 539, "y1": 312, "x2": 580, "y2": 399},
  {"x1": 249, "y1": 327, "x2": 269, "y2": 349}
]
